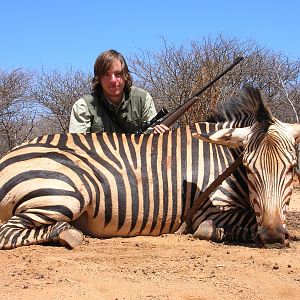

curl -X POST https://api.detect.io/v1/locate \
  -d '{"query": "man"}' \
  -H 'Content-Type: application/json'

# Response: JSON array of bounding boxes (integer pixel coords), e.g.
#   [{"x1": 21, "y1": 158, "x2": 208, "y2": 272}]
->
[{"x1": 69, "y1": 49, "x2": 169, "y2": 134}]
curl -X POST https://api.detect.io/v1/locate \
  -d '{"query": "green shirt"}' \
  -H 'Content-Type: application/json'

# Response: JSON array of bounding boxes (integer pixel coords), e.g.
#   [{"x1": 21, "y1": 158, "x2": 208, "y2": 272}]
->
[{"x1": 69, "y1": 86, "x2": 157, "y2": 134}]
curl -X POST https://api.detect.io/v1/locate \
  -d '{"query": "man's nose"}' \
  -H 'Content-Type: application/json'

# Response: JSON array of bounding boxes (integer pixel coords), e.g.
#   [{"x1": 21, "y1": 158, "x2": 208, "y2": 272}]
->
[{"x1": 110, "y1": 74, "x2": 116, "y2": 80}]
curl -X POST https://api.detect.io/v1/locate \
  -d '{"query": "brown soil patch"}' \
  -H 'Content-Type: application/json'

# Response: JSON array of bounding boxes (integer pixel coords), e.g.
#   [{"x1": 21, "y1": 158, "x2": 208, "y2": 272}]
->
[{"x1": 1, "y1": 189, "x2": 299, "y2": 300}]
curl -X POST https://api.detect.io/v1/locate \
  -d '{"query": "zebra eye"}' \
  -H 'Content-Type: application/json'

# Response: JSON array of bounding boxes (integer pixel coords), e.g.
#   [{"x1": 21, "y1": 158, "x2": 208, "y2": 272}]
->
[{"x1": 286, "y1": 163, "x2": 296, "y2": 174}]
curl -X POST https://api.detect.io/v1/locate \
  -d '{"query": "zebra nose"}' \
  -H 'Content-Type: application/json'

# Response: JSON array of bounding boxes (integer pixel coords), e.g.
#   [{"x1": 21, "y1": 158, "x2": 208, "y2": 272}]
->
[{"x1": 259, "y1": 225, "x2": 286, "y2": 244}]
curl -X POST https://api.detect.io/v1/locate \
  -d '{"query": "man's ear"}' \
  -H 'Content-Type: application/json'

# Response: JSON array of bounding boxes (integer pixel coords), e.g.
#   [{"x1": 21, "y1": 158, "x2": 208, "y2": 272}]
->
[{"x1": 192, "y1": 127, "x2": 250, "y2": 148}]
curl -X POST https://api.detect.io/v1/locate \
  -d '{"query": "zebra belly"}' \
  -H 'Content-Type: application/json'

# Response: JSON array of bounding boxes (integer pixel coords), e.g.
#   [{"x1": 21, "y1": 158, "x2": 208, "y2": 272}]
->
[{"x1": 71, "y1": 192, "x2": 184, "y2": 238}]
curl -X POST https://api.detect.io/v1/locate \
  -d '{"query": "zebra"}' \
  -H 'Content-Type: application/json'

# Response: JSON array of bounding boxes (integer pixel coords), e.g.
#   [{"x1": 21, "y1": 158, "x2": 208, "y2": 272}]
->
[{"x1": 0, "y1": 85, "x2": 299, "y2": 249}]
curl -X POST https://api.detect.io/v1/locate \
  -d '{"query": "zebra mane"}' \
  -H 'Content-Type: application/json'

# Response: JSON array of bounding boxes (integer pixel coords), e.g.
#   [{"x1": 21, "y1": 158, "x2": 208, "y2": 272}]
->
[{"x1": 206, "y1": 85, "x2": 274, "y2": 129}]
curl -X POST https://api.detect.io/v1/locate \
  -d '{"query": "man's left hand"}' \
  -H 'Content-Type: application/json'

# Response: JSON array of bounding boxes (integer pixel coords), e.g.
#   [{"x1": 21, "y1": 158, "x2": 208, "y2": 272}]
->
[{"x1": 153, "y1": 124, "x2": 170, "y2": 134}]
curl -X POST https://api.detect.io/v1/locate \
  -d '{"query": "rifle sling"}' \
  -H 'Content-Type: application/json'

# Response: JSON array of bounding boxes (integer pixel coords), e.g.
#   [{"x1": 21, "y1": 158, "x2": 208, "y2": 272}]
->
[{"x1": 182, "y1": 152, "x2": 244, "y2": 233}]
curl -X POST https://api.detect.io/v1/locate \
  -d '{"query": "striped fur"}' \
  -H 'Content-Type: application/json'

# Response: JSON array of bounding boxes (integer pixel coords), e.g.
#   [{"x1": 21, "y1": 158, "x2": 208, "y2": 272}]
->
[
  {"x1": 0, "y1": 85, "x2": 298, "y2": 249},
  {"x1": 0, "y1": 123, "x2": 253, "y2": 249},
  {"x1": 195, "y1": 85, "x2": 299, "y2": 245}
]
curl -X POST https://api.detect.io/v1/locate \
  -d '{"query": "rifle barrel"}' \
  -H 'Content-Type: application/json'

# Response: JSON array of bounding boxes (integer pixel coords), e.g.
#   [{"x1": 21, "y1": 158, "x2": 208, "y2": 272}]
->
[{"x1": 161, "y1": 57, "x2": 244, "y2": 127}]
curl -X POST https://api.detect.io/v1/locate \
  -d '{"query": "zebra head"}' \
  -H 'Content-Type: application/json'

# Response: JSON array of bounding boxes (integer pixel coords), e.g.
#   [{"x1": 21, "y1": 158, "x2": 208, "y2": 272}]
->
[{"x1": 194, "y1": 85, "x2": 300, "y2": 245}]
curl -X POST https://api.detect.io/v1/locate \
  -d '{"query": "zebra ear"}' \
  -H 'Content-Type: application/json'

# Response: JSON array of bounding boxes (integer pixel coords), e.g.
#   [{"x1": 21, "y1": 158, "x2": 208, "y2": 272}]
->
[
  {"x1": 192, "y1": 127, "x2": 250, "y2": 148},
  {"x1": 286, "y1": 123, "x2": 300, "y2": 143}
]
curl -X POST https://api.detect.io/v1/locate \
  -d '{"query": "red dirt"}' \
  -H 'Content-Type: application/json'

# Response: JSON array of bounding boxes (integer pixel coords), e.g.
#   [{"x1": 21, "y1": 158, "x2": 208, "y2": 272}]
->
[{"x1": 1, "y1": 189, "x2": 299, "y2": 300}]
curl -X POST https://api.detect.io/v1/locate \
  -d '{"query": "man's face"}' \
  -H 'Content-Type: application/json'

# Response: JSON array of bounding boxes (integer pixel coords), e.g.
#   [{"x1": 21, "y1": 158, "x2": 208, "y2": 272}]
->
[{"x1": 100, "y1": 60, "x2": 126, "y2": 104}]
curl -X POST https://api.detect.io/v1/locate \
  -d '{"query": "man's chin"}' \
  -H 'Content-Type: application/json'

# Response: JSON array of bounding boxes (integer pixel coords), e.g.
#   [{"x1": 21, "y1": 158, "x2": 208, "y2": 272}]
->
[{"x1": 108, "y1": 88, "x2": 121, "y2": 95}]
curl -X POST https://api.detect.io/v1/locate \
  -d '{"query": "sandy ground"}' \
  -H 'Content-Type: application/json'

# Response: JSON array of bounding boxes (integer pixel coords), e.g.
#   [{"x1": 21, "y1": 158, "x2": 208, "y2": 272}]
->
[{"x1": 0, "y1": 189, "x2": 299, "y2": 300}]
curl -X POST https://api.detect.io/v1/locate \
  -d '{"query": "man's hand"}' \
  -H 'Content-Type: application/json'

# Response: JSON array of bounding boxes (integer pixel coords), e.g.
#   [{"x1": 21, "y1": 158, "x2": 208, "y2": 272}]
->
[{"x1": 153, "y1": 124, "x2": 170, "y2": 134}]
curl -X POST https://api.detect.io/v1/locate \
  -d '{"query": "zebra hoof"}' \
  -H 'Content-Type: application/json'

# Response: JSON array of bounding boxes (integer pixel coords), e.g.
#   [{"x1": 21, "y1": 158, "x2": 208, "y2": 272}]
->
[
  {"x1": 58, "y1": 228, "x2": 84, "y2": 249},
  {"x1": 175, "y1": 222, "x2": 191, "y2": 235},
  {"x1": 193, "y1": 220, "x2": 215, "y2": 240},
  {"x1": 193, "y1": 220, "x2": 225, "y2": 242}
]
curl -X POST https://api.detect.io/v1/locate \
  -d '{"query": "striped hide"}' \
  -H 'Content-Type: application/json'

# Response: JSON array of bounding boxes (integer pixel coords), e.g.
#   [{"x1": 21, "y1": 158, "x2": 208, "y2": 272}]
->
[
  {"x1": 0, "y1": 85, "x2": 299, "y2": 249},
  {"x1": 194, "y1": 85, "x2": 300, "y2": 245}
]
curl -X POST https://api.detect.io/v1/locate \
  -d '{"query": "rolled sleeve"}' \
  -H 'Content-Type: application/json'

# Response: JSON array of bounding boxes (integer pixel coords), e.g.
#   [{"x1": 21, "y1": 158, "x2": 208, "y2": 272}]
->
[{"x1": 69, "y1": 98, "x2": 91, "y2": 133}]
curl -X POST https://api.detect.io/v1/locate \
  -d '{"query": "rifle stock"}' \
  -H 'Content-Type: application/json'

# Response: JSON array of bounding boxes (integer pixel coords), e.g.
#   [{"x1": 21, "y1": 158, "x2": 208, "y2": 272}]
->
[{"x1": 160, "y1": 56, "x2": 244, "y2": 127}]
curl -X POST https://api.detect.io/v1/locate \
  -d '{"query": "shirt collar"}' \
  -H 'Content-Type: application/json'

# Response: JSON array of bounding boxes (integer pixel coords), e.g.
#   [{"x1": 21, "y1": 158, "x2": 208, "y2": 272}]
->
[{"x1": 106, "y1": 93, "x2": 125, "y2": 111}]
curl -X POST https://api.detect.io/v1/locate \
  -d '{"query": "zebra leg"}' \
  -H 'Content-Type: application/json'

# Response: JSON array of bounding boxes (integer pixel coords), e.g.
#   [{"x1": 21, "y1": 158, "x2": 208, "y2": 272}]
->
[
  {"x1": 221, "y1": 223, "x2": 257, "y2": 243},
  {"x1": 192, "y1": 210, "x2": 257, "y2": 243},
  {"x1": 193, "y1": 220, "x2": 256, "y2": 243},
  {"x1": 0, "y1": 215, "x2": 84, "y2": 250}
]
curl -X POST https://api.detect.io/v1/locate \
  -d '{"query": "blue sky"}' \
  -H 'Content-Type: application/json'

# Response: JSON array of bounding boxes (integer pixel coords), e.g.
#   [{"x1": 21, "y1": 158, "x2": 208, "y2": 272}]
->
[{"x1": 1, "y1": 0, "x2": 299, "y2": 73}]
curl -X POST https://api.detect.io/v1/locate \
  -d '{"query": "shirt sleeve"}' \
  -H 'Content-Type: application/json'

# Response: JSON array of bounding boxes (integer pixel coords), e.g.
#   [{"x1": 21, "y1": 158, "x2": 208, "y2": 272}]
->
[
  {"x1": 69, "y1": 98, "x2": 91, "y2": 133},
  {"x1": 141, "y1": 92, "x2": 157, "y2": 122}
]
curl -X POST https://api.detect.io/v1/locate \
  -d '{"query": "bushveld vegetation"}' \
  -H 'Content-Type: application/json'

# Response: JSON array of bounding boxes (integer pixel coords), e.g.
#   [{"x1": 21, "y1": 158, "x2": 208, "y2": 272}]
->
[{"x1": 1, "y1": 35, "x2": 299, "y2": 158}]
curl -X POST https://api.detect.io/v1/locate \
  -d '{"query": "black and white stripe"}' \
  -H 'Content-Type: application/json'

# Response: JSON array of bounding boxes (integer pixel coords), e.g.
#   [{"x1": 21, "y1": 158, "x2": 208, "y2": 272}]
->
[{"x1": 0, "y1": 85, "x2": 299, "y2": 249}]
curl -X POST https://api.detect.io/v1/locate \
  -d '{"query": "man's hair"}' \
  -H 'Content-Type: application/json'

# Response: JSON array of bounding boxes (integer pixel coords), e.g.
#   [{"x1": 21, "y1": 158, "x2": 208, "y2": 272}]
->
[{"x1": 92, "y1": 49, "x2": 133, "y2": 94}]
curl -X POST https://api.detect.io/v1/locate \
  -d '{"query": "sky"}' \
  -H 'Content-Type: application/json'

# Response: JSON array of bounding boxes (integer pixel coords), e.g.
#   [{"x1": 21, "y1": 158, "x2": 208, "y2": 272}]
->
[{"x1": 1, "y1": 0, "x2": 299, "y2": 73}]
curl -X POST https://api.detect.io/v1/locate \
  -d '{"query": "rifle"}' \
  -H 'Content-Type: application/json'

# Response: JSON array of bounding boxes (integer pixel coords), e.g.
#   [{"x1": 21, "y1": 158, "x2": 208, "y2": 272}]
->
[
  {"x1": 136, "y1": 107, "x2": 169, "y2": 134},
  {"x1": 140, "y1": 56, "x2": 244, "y2": 132},
  {"x1": 140, "y1": 57, "x2": 245, "y2": 232}
]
